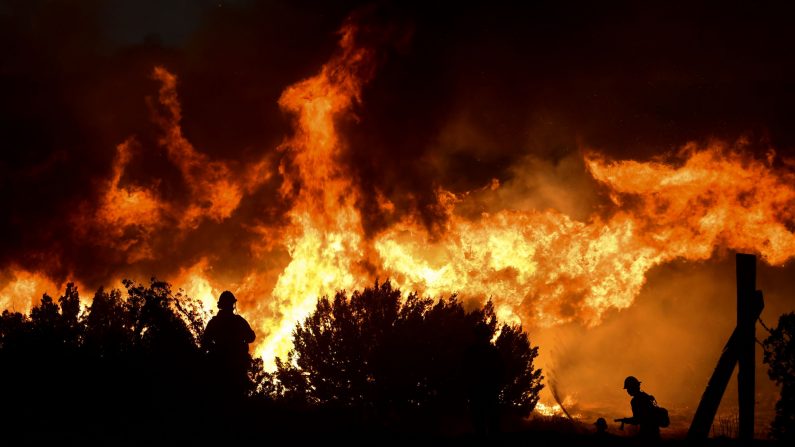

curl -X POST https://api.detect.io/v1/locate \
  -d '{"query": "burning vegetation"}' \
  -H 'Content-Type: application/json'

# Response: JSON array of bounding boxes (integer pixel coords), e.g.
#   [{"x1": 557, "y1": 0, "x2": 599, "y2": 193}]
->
[
  {"x1": 3, "y1": 1, "x2": 795, "y2": 441},
  {"x1": 4, "y1": 17, "x2": 795, "y2": 369}
]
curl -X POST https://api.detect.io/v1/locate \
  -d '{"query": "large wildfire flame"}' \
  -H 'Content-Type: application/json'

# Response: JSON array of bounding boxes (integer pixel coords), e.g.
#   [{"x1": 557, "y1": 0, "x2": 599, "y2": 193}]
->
[{"x1": 3, "y1": 22, "x2": 795, "y2": 371}]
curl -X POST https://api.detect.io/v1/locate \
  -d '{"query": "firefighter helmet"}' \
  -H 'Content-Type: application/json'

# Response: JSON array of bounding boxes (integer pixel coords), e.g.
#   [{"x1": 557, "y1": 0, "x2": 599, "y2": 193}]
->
[
  {"x1": 623, "y1": 375, "x2": 641, "y2": 389},
  {"x1": 218, "y1": 290, "x2": 237, "y2": 310}
]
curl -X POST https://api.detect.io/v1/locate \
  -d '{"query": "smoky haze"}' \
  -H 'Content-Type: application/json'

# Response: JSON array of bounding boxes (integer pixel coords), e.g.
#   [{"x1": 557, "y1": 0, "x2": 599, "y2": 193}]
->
[
  {"x1": 535, "y1": 256, "x2": 794, "y2": 432},
  {"x1": 2, "y1": 0, "x2": 795, "y2": 432}
]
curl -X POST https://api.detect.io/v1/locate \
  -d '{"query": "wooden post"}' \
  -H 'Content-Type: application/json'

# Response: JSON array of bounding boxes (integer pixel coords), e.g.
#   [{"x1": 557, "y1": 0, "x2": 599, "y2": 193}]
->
[
  {"x1": 688, "y1": 254, "x2": 763, "y2": 441},
  {"x1": 736, "y1": 254, "x2": 756, "y2": 442},
  {"x1": 687, "y1": 289, "x2": 763, "y2": 439}
]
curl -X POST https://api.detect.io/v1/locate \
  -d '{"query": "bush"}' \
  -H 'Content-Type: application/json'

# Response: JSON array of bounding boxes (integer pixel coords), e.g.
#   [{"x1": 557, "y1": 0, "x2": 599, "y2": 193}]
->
[
  {"x1": 274, "y1": 280, "x2": 543, "y2": 432},
  {"x1": 763, "y1": 312, "x2": 795, "y2": 441},
  {"x1": 0, "y1": 279, "x2": 226, "y2": 442}
]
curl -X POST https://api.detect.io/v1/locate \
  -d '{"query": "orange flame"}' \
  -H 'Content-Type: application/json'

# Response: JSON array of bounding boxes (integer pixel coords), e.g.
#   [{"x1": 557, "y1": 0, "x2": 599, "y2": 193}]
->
[
  {"x1": 0, "y1": 268, "x2": 89, "y2": 315},
  {"x1": 586, "y1": 144, "x2": 795, "y2": 265},
  {"x1": 258, "y1": 23, "x2": 376, "y2": 363},
  {"x1": 5, "y1": 22, "x2": 795, "y2": 375},
  {"x1": 71, "y1": 66, "x2": 272, "y2": 267},
  {"x1": 250, "y1": 24, "x2": 795, "y2": 363},
  {"x1": 89, "y1": 139, "x2": 164, "y2": 263},
  {"x1": 151, "y1": 67, "x2": 250, "y2": 229}
]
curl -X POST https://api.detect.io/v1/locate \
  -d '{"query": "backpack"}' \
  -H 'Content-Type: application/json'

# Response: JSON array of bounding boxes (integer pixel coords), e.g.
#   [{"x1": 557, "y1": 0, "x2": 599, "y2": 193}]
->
[{"x1": 650, "y1": 396, "x2": 670, "y2": 428}]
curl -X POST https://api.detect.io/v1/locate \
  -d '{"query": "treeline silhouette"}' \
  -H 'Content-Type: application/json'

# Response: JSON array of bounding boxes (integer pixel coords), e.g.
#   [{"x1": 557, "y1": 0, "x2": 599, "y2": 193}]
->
[
  {"x1": 4, "y1": 277, "x2": 795, "y2": 445},
  {"x1": 0, "y1": 279, "x2": 544, "y2": 444},
  {"x1": 0, "y1": 280, "x2": 222, "y2": 443}
]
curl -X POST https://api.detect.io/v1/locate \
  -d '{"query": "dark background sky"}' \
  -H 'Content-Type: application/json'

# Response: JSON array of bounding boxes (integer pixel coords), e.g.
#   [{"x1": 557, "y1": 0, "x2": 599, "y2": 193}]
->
[{"x1": 2, "y1": 0, "x2": 795, "y2": 280}]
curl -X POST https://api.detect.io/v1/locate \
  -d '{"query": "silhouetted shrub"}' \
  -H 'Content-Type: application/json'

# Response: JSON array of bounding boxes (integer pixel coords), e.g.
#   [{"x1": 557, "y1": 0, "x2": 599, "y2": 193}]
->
[
  {"x1": 274, "y1": 280, "x2": 543, "y2": 432},
  {"x1": 763, "y1": 312, "x2": 795, "y2": 441},
  {"x1": 0, "y1": 279, "x2": 227, "y2": 442},
  {"x1": 0, "y1": 278, "x2": 545, "y2": 440}
]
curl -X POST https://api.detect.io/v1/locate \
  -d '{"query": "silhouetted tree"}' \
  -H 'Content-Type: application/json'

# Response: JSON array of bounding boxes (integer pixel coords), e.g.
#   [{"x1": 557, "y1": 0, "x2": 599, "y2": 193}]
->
[
  {"x1": 59, "y1": 282, "x2": 81, "y2": 345},
  {"x1": 495, "y1": 324, "x2": 544, "y2": 415},
  {"x1": 0, "y1": 310, "x2": 28, "y2": 352},
  {"x1": 0, "y1": 284, "x2": 89, "y2": 439},
  {"x1": 763, "y1": 312, "x2": 795, "y2": 441},
  {"x1": 0, "y1": 277, "x2": 545, "y2": 440},
  {"x1": 0, "y1": 279, "x2": 226, "y2": 443},
  {"x1": 122, "y1": 278, "x2": 203, "y2": 354},
  {"x1": 83, "y1": 287, "x2": 131, "y2": 358},
  {"x1": 274, "y1": 281, "x2": 543, "y2": 433}
]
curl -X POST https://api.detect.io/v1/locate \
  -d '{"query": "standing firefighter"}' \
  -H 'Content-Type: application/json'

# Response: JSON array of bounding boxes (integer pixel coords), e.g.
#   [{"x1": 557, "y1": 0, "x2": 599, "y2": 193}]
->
[
  {"x1": 202, "y1": 291, "x2": 256, "y2": 399},
  {"x1": 615, "y1": 376, "x2": 663, "y2": 440}
]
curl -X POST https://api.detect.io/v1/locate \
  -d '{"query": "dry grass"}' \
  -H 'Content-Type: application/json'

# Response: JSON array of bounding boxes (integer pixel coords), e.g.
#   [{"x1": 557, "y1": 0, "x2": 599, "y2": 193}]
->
[{"x1": 712, "y1": 414, "x2": 739, "y2": 439}]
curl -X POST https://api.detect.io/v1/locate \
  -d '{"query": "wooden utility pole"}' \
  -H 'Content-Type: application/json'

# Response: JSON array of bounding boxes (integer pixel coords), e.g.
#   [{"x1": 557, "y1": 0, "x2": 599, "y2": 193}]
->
[
  {"x1": 687, "y1": 254, "x2": 763, "y2": 442},
  {"x1": 736, "y1": 254, "x2": 756, "y2": 442}
]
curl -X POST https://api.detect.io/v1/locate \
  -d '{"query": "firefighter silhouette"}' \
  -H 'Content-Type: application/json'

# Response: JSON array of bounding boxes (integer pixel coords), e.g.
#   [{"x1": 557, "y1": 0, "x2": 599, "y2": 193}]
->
[
  {"x1": 615, "y1": 375, "x2": 661, "y2": 440},
  {"x1": 202, "y1": 291, "x2": 256, "y2": 398},
  {"x1": 595, "y1": 417, "x2": 608, "y2": 434}
]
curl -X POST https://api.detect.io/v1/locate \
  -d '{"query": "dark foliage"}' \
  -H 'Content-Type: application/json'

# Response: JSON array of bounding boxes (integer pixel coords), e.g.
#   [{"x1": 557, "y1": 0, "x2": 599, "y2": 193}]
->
[
  {"x1": 763, "y1": 312, "x2": 795, "y2": 441},
  {"x1": 0, "y1": 279, "x2": 264, "y2": 443},
  {"x1": 274, "y1": 280, "x2": 543, "y2": 433},
  {"x1": 0, "y1": 278, "x2": 545, "y2": 442}
]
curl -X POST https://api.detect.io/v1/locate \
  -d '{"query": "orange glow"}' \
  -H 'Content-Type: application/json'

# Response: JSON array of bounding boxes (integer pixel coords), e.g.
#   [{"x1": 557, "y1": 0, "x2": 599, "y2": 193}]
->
[
  {"x1": 586, "y1": 143, "x2": 795, "y2": 265},
  {"x1": 534, "y1": 394, "x2": 579, "y2": 418},
  {"x1": 258, "y1": 22, "x2": 375, "y2": 364},
  {"x1": 151, "y1": 66, "x2": 249, "y2": 228},
  {"x1": 91, "y1": 139, "x2": 164, "y2": 263},
  {"x1": 534, "y1": 402, "x2": 563, "y2": 417},
  {"x1": 5, "y1": 23, "x2": 795, "y2": 378},
  {"x1": 171, "y1": 258, "x2": 222, "y2": 313},
  {"x1": 0, "y1": 268, "x2": 87, "y2": 315}
]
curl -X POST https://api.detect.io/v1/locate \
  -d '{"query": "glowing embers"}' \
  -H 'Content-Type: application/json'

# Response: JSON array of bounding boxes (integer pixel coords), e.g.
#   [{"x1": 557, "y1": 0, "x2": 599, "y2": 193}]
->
[
  {"x1": 534, "y1": 402, "x2": 563, "y2": 417},
  {"x1": 534, "y1": 396, "x2": 579, "y2": 419}
]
